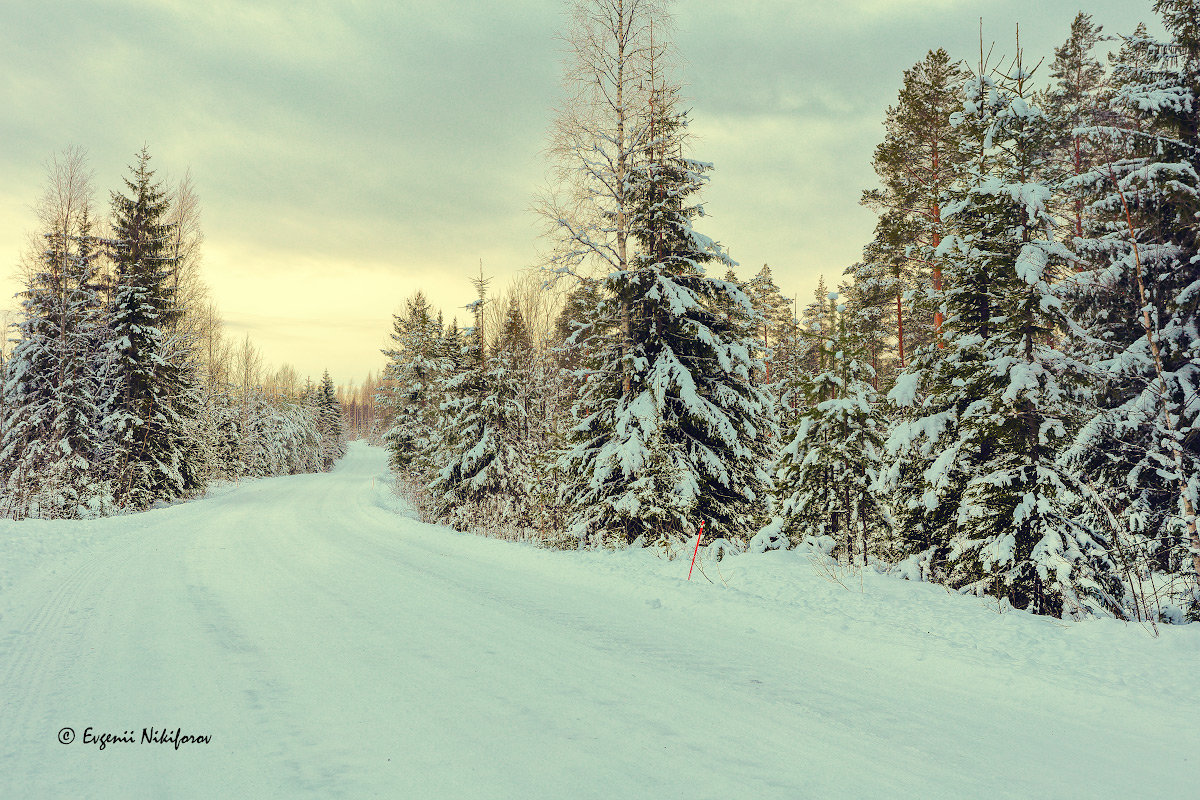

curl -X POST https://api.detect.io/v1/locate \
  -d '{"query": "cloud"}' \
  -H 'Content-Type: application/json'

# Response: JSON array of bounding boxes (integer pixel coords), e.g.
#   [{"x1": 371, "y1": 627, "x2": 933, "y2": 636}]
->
[{"x1": 0, "y1": 0, "x2": 1173, "y2": 380}]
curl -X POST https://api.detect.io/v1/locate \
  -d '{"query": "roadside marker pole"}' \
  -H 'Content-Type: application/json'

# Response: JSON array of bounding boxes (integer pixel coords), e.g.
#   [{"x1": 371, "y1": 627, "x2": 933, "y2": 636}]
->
[{"x1": 687, "y1": 520, "x2": 705, "y2": 581}]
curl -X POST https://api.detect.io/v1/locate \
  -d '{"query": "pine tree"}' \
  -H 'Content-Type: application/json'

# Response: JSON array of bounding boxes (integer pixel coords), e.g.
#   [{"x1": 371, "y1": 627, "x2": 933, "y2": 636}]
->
[
  {"x1": 880, "y1": 47, "x2": 1123, "y2": 617},
  {"x1": 1042, "y1": 12, "x2": 1107, "y2": 243},
  {"x1": 862, "y1": 49, "x2": 967, "y2": 364},
  {"x1": 558, "y1": 84, "x2": 773, "y2": 547}
]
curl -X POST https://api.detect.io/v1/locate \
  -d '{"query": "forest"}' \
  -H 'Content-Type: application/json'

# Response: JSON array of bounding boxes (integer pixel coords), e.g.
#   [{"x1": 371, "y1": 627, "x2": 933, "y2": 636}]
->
[
  {"x1": 372, "y1": 0, "x2": 1200, "y2": 624},
  {"x1": 0, "y1": 147, "x2": 349, "y2": 519},
  {"x1": 2, "y1": 0, "x2": 1198, "y2": 625}
]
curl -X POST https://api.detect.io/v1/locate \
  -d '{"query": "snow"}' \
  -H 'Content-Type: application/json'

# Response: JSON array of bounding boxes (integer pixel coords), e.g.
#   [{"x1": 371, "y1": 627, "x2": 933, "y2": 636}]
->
[
  {"x1": 1, "y1": 442, "x2": 1197, "y2": 798},
  {"x1": 887, "y1": 369, "x2": 922, "y2": 407}
]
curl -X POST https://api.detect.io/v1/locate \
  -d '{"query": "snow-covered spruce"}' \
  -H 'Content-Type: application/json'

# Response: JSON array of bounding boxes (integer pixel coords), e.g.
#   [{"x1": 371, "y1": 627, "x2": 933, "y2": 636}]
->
[
  {"x1": 742, "y1": 264, "x2": 795, "y2": 393},
  {"x1": 1, "y1": 147, "x2": 344, "y2": 518},
  {"x1": 429, "y1": 281, "x2": 537, "y2": 533},
  {"x1": 1062, "y1": 2, "x2": 1200, "y2": 612},
  {"x1": 102, "y1": 148, "x2": 199, "y2": 510},
  {"x1": 773, "y1": 295, "x2": 886, "y2": 565},
  {"x1": 0, "y1": 216, "x2": 112, "y2": 518},
  {"x1": 557, "y1": 88, "x2": 773, "y2": 547},
  {"x1": 879, "y1": 55, "x2": 1123, "y2": 617},
  {"x1": 377, "y1": 291, "x2": 444, "y2": 481},
  {"x1": 315, "y1": 370, "x2": 346, "y2": 471}
]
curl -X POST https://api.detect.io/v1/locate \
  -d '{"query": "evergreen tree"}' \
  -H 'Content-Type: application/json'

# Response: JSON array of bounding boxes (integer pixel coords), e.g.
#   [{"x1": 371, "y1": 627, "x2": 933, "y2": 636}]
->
[
  {"x1": 558, "y1": 85, "x2": 773, "y2": 547},
  {"x1": 880, "y1": 49, "x2": 1123, "y2": 617},
  {"x1": 197, "y1": 386, "x2": 241, "y2": 482},
  {"x1": 104, "y1": 147, "x2": 195, "y2": 508},
  {"x1": 862, "y1": 49, "x2": 967, "y2": 365},
  {"x1": 798, "y1": 277, "x2": 835, "y2": 377},
  {"x1": 1042, "y1": 12, "x2": 1107, "y2": 244},
  {"x1": 744, "y1": 264, "x2": 793, "y2": 387},
  {"x1": 2, "y1": 239, "x2": 98, "y2": 515},
  {"x1": 429, "y1": 276, "x2": 533, "y2": 531},
  {"x1": 422, "y1": 319, "x2": 464, "y2": 483},
  {"x1": 494, "y1": 297, "x2": 535, "y2": 443},
  {"x1": 378, "y1": 291, "x2": 443, "y2": 479},
  {"x1": 57, "y1": 212, "x2": 113, "y2": 510},
  {"x1": 1066, "y1": 2, "x2": 1200, "y2": 598},
  {"x1": 487, "y1": 298, "x2": 539, "y2": 526},
  {"x1": 838, "y1": 268, "x2": 891, "y2": 392},
  {"x1": 1, "y1": 270, "x2": 62, "y2": 517},
  {"x1": 773, "y1": 297, "x2": 885, "y2": 564},
  {"x1": 553, "y1": 278, "x2": 607, "y2": 384},
  {"x1": 0, "y1": 203, "x2": 110, "y2": 518},
  {"x1": 316, "y1": 369, "x2": 345, "y2": 470}
]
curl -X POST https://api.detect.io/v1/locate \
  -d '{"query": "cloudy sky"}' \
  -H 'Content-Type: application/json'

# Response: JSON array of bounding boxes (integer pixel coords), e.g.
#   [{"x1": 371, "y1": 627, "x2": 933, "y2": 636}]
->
[{"x1": 0, "y1": 0, "x2": 1166, "y2": 385}]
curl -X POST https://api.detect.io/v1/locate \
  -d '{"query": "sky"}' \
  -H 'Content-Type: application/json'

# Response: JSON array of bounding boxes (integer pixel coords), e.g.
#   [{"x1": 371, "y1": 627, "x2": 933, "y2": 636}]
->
[{"x1": 0, "y1": 0, "x2": 1169, "y2": 386}]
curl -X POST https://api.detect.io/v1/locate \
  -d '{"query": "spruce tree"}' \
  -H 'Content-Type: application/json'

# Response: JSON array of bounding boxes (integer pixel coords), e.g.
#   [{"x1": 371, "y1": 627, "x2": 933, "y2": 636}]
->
[
  {"x1": 1066, "y1": 2, "x2": 1200, "y2": 601},
  {"x1": 797, "y1": 277, "x2": 836, "y2": 377},
  {"x1": 773, "y1": 297, "x2": 885, "y2": 564},
  {"x1": 55, "y1": 212, "x2": 112, "y2": 512},
  {"x1": 487, "y1": 298, "x2": 538, "y2": 526},
  {"x1": 880, "y1": 49, "x2": 1123, "y2": 616},
  {"x1": 744, "y1": 264, "x2": 793, "y2": 387},
  {"x1": 1, "y1": 270, "x2": 62, "y2": 517},
  {"x1": 1, "y1": 204, "x2": 110, "y2": 517},
  {"x1": 838, "y1": 267, "x2": 891, "y2": 393},
  {"x1": 558, "y1": 86, "x2": 773, "y2": 547},
  {"x1": 429, "y1": 276, "x2": 532, "y2": 531},
  {"x1": 378, "y1": 291, "x2": 443, "y2": 479},
  {"x1": 104, "y1": 148, "x2": 194, "y2": 508},
  {"x1": 316, "y1": 369, "x2": 345, "y2": 470}
]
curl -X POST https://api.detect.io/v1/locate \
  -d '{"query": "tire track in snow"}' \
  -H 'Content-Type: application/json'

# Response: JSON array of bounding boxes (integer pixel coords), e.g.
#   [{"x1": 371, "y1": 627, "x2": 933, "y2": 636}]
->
[
  {"x1": 171, "y1": 483, "x2": 369, "y2": 799},
  {"x1": 0, "y1": 535, "x2": 136, "y2": 784}
]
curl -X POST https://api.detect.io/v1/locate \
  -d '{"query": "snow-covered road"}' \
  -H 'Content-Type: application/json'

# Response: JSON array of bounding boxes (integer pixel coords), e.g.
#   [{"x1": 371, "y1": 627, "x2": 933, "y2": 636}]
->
[{"x1": 1, "y1": 442, "x2": 1196, "y2": 798}]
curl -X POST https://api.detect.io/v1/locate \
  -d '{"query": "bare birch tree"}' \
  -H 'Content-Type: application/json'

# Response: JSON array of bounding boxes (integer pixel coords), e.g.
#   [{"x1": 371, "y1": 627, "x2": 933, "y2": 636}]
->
[
  {"x1": 232, "y1": 332, "x2": 263, "y2": 403},
  {"x1": 537, "y1": 0, "x2": 673, "y2": 398},
  {"x1": 15, "y1": 146, "x2": 96, "y2": 288}
]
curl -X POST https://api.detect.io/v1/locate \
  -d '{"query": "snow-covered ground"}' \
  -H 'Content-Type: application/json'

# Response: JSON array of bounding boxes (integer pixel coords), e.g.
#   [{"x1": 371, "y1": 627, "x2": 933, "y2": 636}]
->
[{"x1": 1, "y1": 442, "x2": 1196, "y2": 798}]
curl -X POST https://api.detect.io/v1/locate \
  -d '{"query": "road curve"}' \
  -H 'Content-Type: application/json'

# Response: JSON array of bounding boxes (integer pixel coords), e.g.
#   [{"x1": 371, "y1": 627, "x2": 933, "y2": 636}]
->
[{"x1": 0, "y1": 442, "x2": 1195, "y2": 799}]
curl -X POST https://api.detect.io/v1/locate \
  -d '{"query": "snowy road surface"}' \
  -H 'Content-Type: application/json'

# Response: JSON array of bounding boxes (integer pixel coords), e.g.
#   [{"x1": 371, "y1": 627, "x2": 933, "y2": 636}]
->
[{"x1": 1, "y1": 442, "x2": 1197, "y2": 798}]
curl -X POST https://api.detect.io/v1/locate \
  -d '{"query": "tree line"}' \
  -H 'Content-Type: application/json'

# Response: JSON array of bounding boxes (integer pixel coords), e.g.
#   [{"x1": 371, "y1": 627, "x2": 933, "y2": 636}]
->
[
  {"x1": 0, "y1": 147, "x2": 346, "y2": 519},
  {"x1": 375, "y1": 0, "x2": 1199, "y2": 623}
]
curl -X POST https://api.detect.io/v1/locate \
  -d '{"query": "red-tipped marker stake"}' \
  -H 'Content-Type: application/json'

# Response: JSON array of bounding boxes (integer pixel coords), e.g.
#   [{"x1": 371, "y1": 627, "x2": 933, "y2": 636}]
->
[{"x1": 687, "y1": 520, "x2": 704, "y2": 581}]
